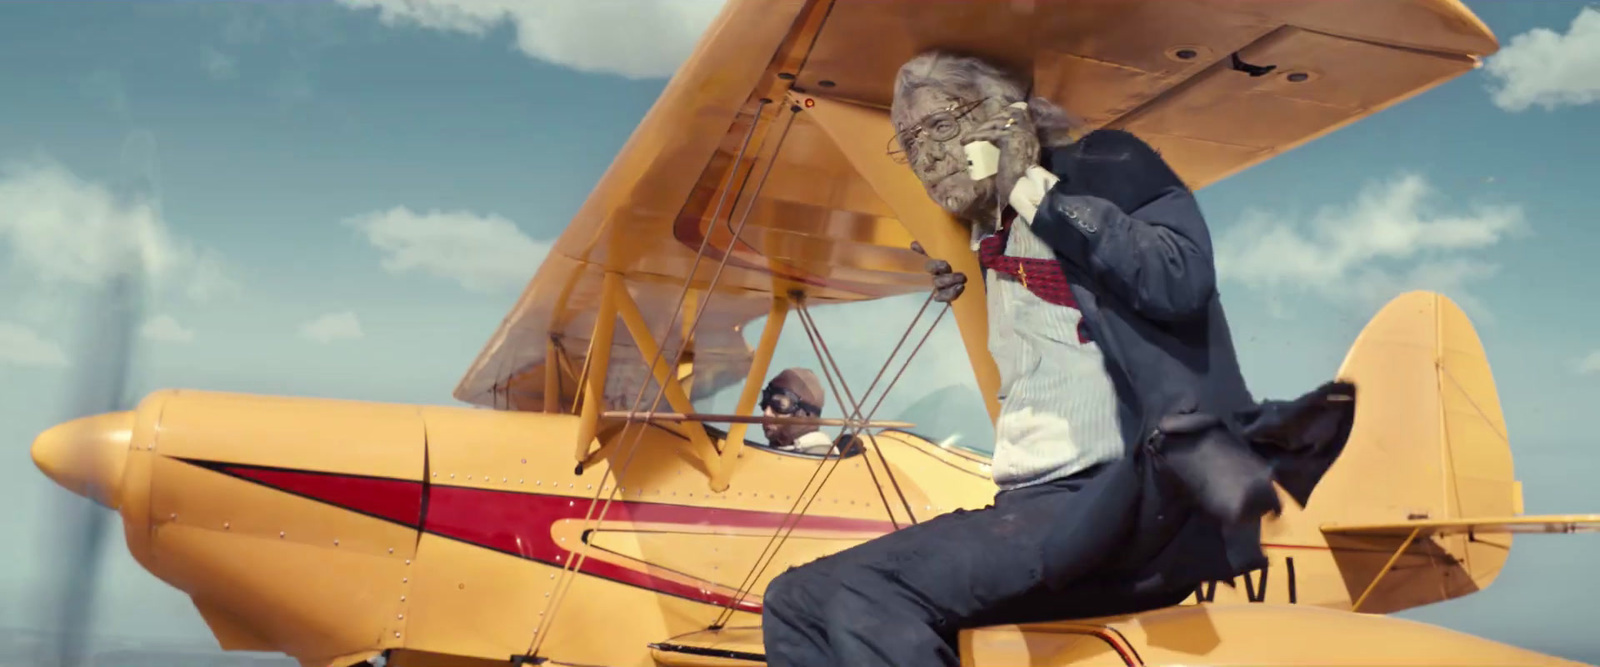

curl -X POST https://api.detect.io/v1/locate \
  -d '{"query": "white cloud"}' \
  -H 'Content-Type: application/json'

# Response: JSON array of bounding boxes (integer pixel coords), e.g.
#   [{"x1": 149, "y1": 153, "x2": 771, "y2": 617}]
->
[
  {"x1": 334, "y1": 0, "x2": 724, "y2": 79},
  {"x1": 202, "y1": 48, "x2": 238, "y2": 80},
  {"x1": 0, "y1": 322, "x2": 68, "y2": 367},
  {"x1": 0, "y1": 159, "x2": 237, "y2": 302},
  {"x1": 1216, "y1": 172, "x2": 1525, "y2": 316},
  {"x1": 344, "y1": 206, "x2": 551, "y2": 292},
  {"x1": 298, "y1": 312, "x2": 364, "y2": 344},
  {"x1": 1484, "y1": 6, "x2": 1600, "y2": 112},
  {"x1": 140, "y1": 315, "x2": 195, "y2": 343},
  {"x1": 1577, "y1": 350, "x2": 1600, "y2": 376}
]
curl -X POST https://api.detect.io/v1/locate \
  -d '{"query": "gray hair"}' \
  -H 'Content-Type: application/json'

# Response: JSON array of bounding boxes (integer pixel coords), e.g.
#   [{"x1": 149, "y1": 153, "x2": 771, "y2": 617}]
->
[{"x1": 891, "y1": 50, "x2": 1081, "y2": 148}]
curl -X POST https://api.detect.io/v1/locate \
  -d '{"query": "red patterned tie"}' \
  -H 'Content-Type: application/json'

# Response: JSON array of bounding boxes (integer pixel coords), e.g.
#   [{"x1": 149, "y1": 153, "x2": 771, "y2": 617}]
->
[{"x1": 977, "y1": 224, "x2": 1091, "y2": 343}]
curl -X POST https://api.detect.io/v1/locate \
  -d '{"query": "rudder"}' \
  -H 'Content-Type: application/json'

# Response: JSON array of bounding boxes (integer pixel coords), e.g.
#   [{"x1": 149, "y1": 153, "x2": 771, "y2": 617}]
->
[{"x1": 1315, "y1": 291, "x2": 1517, "y2": 610}]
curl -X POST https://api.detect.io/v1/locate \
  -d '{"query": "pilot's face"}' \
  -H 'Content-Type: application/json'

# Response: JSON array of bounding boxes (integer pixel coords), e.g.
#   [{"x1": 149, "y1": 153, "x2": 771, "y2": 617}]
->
[
  {"x1": 894, "y1": 86, "x2": 998, "y2": 220},
  {"x1": 761, "y1": 404, "x2": 783, "y2": 443},
  {"x1": 761, "y1": 383, "x2": 813, "y2": 446}
]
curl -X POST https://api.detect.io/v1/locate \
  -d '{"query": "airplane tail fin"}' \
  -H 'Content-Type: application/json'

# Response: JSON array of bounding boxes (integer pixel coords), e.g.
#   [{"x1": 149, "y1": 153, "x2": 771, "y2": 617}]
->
[{"x1": 1306, "y1": 292, "x2": 1599, "y2": 613}]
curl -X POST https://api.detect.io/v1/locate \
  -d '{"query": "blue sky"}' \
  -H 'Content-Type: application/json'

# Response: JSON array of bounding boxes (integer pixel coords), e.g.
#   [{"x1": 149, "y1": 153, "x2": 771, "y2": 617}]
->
[{"x1": 1, "y1": 0, "x2": 1597, "y2": 661}]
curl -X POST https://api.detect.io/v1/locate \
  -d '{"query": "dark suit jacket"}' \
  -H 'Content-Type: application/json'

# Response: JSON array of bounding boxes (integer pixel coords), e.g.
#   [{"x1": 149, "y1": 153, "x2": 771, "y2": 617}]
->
[{"x1": 1025, "y1": 129, "x2": 1358, "y2": 592}]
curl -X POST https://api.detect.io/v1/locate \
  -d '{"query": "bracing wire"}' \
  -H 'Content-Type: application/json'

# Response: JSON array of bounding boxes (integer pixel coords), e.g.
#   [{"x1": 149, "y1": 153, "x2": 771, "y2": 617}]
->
[
  {"x1": 794, "y1": 303, "x2": 919, "y2": 522},
  {"x1": 712, "y1": 296, "x2": 950, "y2": 627},
  {"x1": 523, "y1": 101, "x2": 798, "y2": 661}
]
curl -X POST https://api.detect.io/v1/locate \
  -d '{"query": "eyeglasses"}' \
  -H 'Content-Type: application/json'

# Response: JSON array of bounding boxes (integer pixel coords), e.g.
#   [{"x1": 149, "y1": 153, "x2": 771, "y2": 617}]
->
[
  {"x1": 886, "y1": 97, "x2": 988, "y2": 164},
  {"x1": 761, "y1": 386, "x2": 820, "y2": 416}
]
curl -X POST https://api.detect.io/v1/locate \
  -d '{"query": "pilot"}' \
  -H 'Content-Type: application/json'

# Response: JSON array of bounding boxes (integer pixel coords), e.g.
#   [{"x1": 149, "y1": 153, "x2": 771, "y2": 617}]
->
[
  {"x1": 761, "y1": 51, "x2": 1358, "y2": 667},
  {"x1": 760, "y1": 368, "x2": 835, "y2": 455}
]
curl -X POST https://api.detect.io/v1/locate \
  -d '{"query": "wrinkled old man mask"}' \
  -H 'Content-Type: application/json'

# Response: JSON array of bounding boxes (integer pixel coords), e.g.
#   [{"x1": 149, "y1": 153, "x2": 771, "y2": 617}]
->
[{"x1": 891, "y1": 86, "x2": 1007, "y2": 221}]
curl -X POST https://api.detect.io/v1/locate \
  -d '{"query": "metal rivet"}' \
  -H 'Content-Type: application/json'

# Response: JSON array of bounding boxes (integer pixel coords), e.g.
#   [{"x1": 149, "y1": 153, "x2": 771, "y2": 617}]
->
[
  {"x1": 394, "y1": 632, "x2": 401, "y2": 638},
  {"x1": 279, "y1": 531, "x2": 286, "y2": 538},
  {"x1": 398, "y1": 613, "x2": 404, "y2": 619},
  {"x1": 521, "y1": 458, "x2": 527, "y2": 464},
  {"x1": 403, "y1": 578, "x2": 408, "y2": 583},
  {"x1": 458, "y1": 583, "x2": 465, "y2": 589},
  {"x1": 334, "y1": 539, "x2": 340, "y2": 546},
  {"x1": 223, "y1": 522, "x2": 230, "y2": 529},
  {"x1": 431, "y1": 472, "x2": 437, "y2": 478},
  {"x1": 169, "y1": 513, "x2": 177, "y2": 520},
  {"x1": 587, "y1": 484, "x2": 593, "y2": 490},
  {"x1": 388, "y1": 548, "x2": 394, "y2": 554},
  {"x1": 450, "y1": 473, "x2": 455, "y2": 478},
  {"x1": 405, "y1": 559, "x2": 411, "y2": 565},
  {"x1": 537, "y1": 480, "x2": 542, "y2": 486},
  {"x1": 467, "y1": 475, "x2": 472, "y2": 480}
]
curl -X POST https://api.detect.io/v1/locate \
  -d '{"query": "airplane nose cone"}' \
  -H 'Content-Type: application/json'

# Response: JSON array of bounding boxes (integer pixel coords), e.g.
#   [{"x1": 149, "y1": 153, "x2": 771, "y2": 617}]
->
[{"x1": 31, "y1": 411, "x2": 134, "y2": 510}]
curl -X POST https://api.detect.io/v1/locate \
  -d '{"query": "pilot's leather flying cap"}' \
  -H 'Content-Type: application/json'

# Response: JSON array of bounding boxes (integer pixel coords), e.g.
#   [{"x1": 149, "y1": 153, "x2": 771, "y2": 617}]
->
[{"x1": 769, "y1": 368, "x2": 825, "y2": 413}]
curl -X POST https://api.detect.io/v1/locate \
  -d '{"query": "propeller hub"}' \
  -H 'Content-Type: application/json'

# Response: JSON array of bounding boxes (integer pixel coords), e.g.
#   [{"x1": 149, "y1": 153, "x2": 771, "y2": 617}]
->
[{"x1": 32, "y1": 411, "x2": 134, "y2": 510}]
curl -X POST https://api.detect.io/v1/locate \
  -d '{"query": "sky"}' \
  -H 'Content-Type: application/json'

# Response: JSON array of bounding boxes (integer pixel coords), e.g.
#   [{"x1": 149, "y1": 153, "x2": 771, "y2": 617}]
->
[{"x1": 0, "y1": 0, "x2": 1597, "y2": 661}]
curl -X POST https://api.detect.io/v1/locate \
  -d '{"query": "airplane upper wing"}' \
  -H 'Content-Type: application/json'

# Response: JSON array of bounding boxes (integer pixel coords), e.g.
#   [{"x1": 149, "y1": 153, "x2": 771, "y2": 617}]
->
[{"x1": 452, "y1": 0, "x2": 1499, "y2": 414}]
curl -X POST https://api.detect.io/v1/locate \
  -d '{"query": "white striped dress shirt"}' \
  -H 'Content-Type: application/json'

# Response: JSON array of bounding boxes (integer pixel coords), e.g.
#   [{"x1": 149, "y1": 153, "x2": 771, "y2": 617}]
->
[{"x1": 974, "y1": 166, "x2": 1125, "y2": 491}]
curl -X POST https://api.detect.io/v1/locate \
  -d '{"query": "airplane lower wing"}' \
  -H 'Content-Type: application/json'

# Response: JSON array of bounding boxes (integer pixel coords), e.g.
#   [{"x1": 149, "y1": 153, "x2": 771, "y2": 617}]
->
[{"x1": 1323, "y1": 515, "x2": 1600, "y2": 537}]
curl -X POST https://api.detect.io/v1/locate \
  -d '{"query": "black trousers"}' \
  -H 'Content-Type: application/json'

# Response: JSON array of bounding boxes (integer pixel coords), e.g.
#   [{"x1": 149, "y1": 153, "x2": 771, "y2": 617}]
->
[{"x1": 761, "y1": 462, "x2": 1194, "y2": 667}]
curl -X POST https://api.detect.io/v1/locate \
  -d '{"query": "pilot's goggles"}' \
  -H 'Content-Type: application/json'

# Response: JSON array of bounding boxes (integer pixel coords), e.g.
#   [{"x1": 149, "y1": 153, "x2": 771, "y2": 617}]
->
[{"x1": 761, "y1": 386, "x2": 820, "y2": 416}]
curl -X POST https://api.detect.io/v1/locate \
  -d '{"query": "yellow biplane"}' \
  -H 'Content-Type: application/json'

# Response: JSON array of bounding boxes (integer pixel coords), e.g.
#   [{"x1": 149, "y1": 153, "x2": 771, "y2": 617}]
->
[{"x1": 29, "y1": 1, "x2": 1600, "y2": 666}]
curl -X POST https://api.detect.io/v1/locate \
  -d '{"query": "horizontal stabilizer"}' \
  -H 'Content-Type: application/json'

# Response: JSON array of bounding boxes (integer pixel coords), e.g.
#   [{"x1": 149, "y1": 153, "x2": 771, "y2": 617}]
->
[{"x1": 1323, "y1": 515, "x2": 1600, "y2": 537}]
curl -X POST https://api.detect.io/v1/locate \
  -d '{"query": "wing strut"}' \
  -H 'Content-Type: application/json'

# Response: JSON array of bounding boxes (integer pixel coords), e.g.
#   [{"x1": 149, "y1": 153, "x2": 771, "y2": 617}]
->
[
  {"x1": 524, "y1": 98, "x2": 798, "y2": 663},
  {"x1": 798, "y1": 91, "x2": 1001, "y2": 423}
]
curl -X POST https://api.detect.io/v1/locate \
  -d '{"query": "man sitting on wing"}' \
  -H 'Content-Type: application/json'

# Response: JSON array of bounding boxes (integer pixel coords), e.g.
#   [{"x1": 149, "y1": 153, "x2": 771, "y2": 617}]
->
[
  {"x1": 761, "y1": 50, "x2": 1359, "y2": 667},
  {"x1": 760, "y1": 368, "x2": 835, "y2": 456}
]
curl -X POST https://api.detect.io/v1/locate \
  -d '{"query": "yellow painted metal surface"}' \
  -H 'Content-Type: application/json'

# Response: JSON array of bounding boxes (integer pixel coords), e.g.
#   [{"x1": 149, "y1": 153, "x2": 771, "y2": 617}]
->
[
  {"x1": 1180, "y1": 292, "x2": 1538, "y2": 613},
  {"x1": 453, "y1": 0, "x2": 1500, "y2": 421},
  {"x1": 32, "y1": 1, "x2": 1600, "y2": 665},
  {"x1": 964, "y1": 605, "x2": 1587, "y2": 666},
  {"x1": 30, "y1": 291, "x2": 1600, "y2": 666}
]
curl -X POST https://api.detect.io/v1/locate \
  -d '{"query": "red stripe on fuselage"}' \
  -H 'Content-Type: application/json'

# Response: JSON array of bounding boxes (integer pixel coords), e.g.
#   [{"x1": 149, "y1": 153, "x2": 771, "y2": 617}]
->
[
  {"x1": 186, "y1": 459, "x2": 895, "y2": 613},
  {"x1": 214, "y1": 464, "x2": 425, "y2": 527}
]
